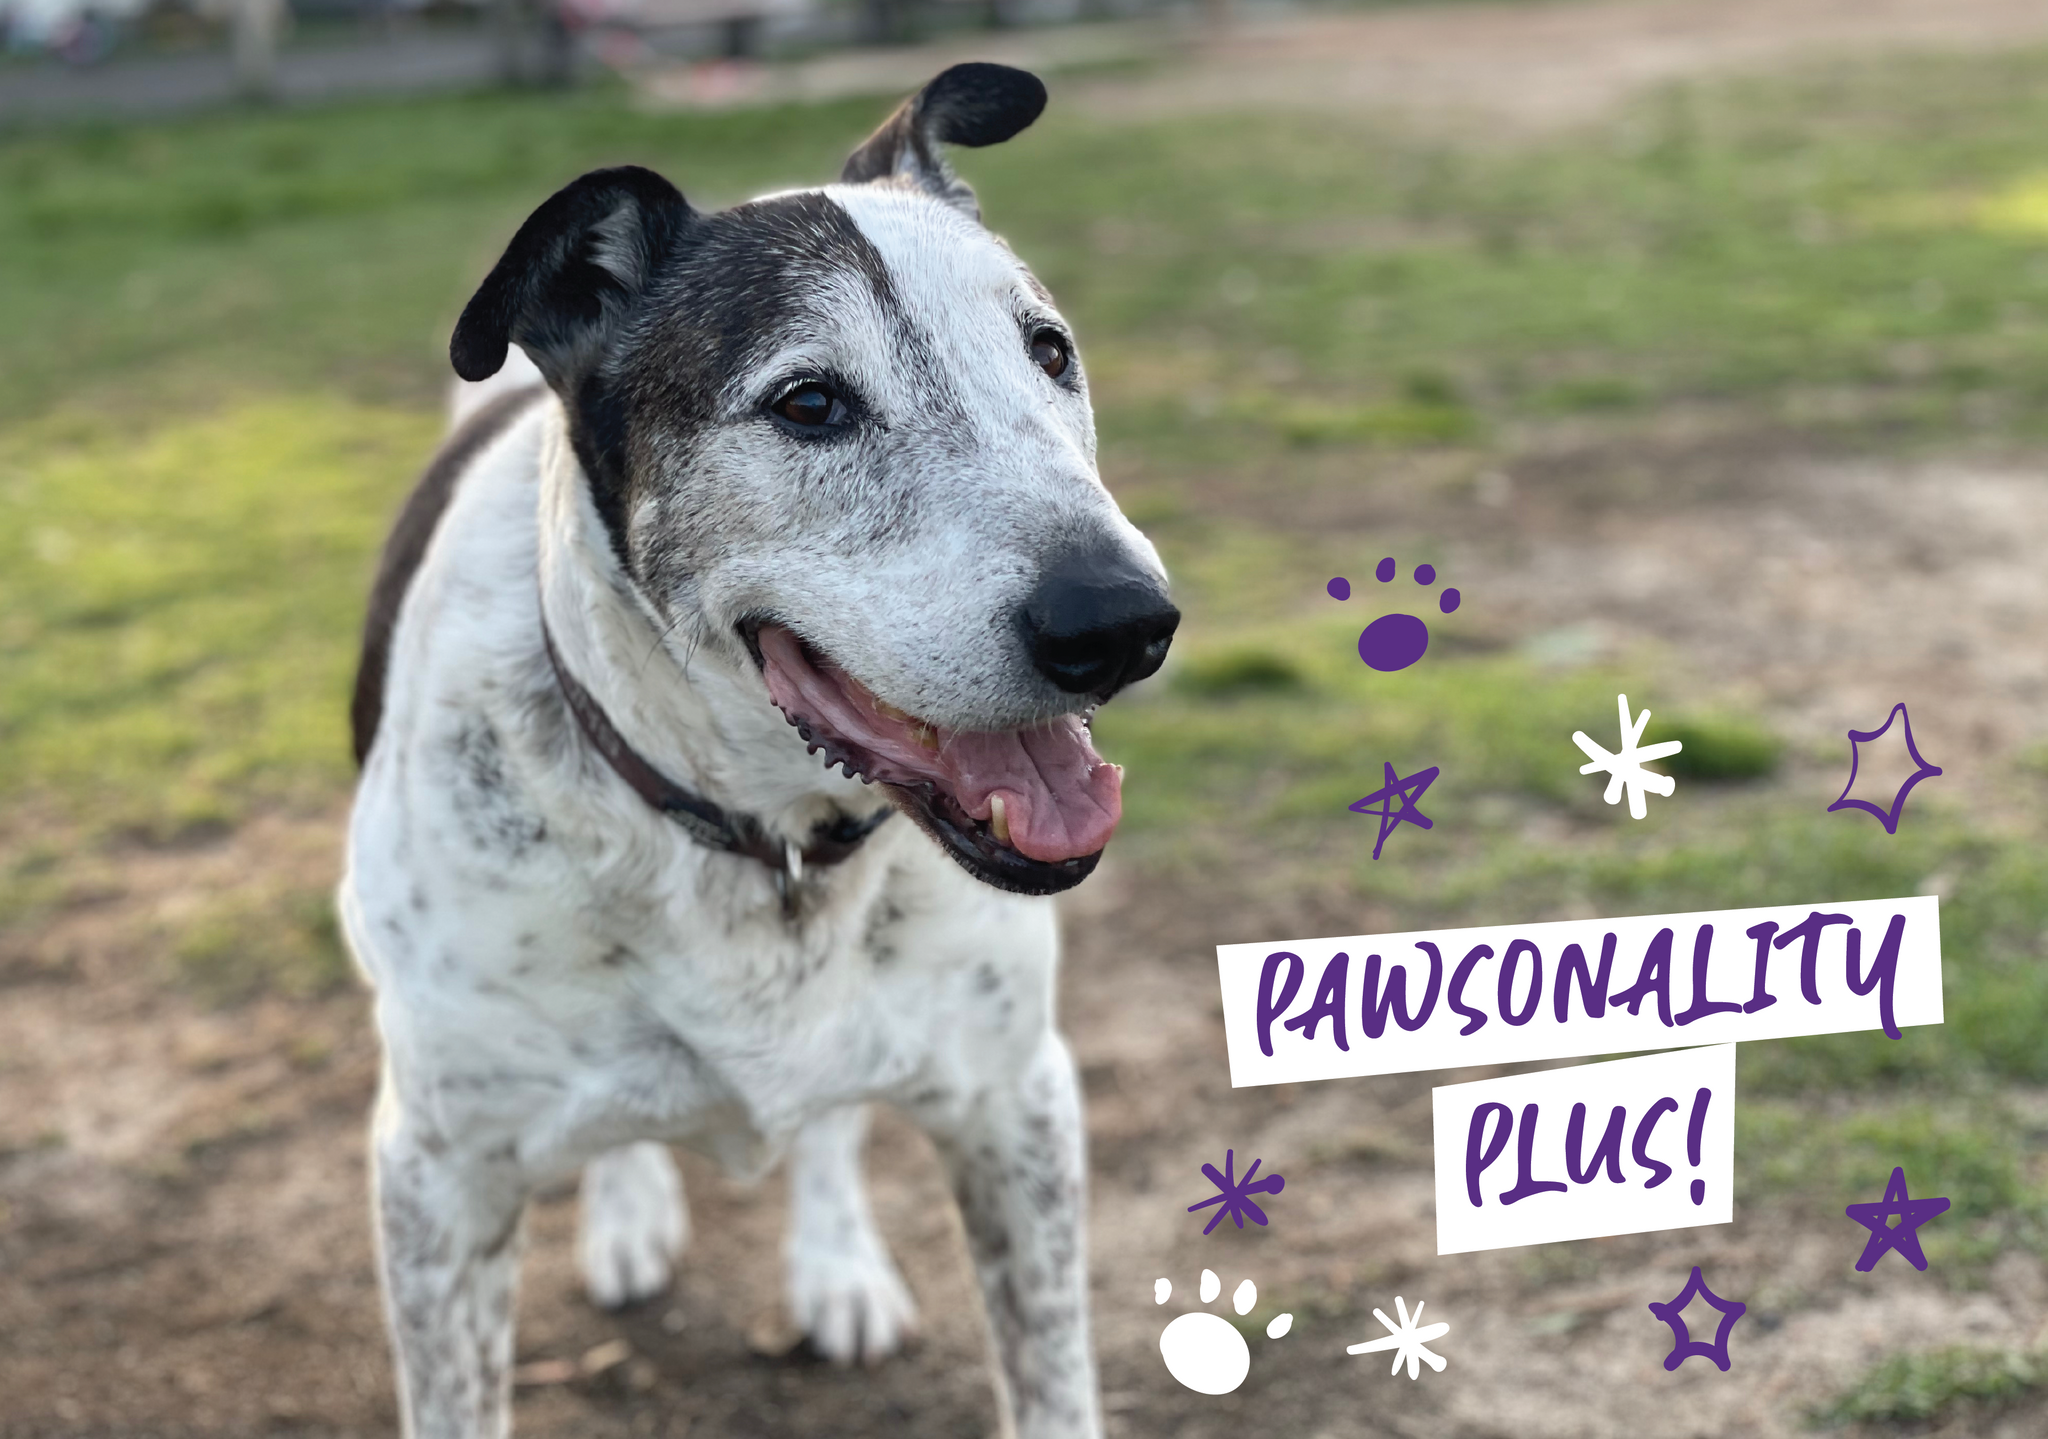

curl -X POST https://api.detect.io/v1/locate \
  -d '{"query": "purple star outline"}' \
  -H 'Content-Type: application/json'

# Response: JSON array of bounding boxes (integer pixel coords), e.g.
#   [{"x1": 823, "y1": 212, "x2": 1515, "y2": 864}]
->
[
  {"x1": 1647, "y1": 1266, "x2": 1746, "y2": 1373},
  {"x1": 1186, "y1": 1149, "x2": 1286, "y2": 1236},
  {"x1": 1827, "y1": 702, "x2": 1941, "y2": 836},
  {"x1": 1845, "y1": 1167, "x2": 1951, "y2": 1273},
  {"x1": 1348, "y1": 762, "x2": 1439, "y2": 860}
]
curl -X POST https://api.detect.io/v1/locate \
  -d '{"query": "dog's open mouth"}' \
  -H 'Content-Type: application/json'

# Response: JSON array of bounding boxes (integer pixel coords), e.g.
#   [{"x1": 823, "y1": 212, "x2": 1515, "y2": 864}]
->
[{"x1": 755, "y1": 624, "x2": 1119, "y2": 895}]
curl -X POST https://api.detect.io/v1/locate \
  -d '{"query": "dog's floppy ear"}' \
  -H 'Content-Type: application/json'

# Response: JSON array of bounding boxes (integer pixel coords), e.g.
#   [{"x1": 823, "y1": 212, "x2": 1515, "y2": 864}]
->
[
  {"x1": 451, "y1": 165, "x2": 695, "y2": 387},
  {"x1": 840, "y1": 63, "x2": 1047, "y2": 219}
]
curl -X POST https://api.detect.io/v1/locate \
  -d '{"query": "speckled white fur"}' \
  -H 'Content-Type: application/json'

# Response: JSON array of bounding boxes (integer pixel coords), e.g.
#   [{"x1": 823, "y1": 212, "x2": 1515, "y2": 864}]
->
[{"x1": 341, "y1": 181, "x2": 1132, "y2": 1439}]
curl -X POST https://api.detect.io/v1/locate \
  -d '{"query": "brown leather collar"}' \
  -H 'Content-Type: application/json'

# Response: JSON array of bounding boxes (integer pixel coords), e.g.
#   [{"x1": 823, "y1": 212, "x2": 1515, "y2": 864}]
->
[{"x1": 540, "y1": 620, "x2": 890, "y2": 884}]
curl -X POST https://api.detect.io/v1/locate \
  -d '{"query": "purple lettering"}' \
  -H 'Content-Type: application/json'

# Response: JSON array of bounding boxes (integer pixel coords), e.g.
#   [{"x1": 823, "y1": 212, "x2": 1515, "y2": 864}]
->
[
  {"x1": 1633, "y1": 1096, "x2": 1679, "y2": 1188},
  {"x1": 1775, "y1": 911, "x2": 1852, "y2": 1006},
  {"x1": 1283, "y1": 951, "x2": 1349, "y2": 1051},
  {"x1": 1608, "y1": 927, "x2": 1676, "y2": 1026},
  {"x1": 1465, "y1": 1101, "x2": 1513, "y2": 1207},
  {"x1": 1554, "y1": 934, "x2": 1616, "y2": 1023},
  {"x1": 1256, "y1": 950, "x2": 1304, "y2": 1058},
  {"x1": 1361, "y1": 942, "x2": 1444, "y2": 1039},
  {"x1": 1845, "y1": 912, "x2": 1908, "y2": 1040},
  {"x1": 1676, "y1": 923, "x2": 1741, "y2": 1026},
  {"x1": 1498, "y1": 939, "x2": 1542, "y2": 1028},
  {"x1": 1565, "y1": 1101, "x2": 1626, "y2": 1184},
  {"x1": 1449, "y1": 944, "x2": 1494, "y2": 1036},
  {"x1": 1742, "y1": 919, "x2": 1780, "y2": 1013},
  {"x1": 1499, "y1": 1102, "x2": 1569, "y2": 1205}
]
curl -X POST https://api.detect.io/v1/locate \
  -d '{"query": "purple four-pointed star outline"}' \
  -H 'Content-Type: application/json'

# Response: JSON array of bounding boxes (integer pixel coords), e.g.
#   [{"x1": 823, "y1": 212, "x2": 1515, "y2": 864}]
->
[
  {"x1": 1647, "y1": 1266, "x2": 1746, "y2": 1373},
  {"x1": 1827, "y1": 702, "x2": 1942, "y2": 836},
  {"x1": 1845, "y1": 1167, "x2": 1951, "y2": 1273},
  {"x1": 1186, "y1": 1149, "x2": 1286, "y2": 1236},
  {"x1": 1348, "y1": 762, "x2": 1439, "y2": 860}
]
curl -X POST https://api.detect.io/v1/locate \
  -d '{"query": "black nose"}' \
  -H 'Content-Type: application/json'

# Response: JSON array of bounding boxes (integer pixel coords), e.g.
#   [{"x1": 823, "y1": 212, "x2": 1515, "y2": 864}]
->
[{"x1": 1021, "y1": 543, "x2": 1181, "y2": 700}]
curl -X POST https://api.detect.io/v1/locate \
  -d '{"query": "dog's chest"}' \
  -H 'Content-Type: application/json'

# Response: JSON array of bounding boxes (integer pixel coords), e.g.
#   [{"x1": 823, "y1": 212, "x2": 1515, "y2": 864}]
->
[{"x1": 371, "y1": 834, "x2": 971, "y2": 1175}]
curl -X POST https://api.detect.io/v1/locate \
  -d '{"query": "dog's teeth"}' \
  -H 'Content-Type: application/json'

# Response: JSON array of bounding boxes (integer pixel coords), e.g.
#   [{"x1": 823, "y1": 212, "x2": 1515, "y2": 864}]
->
[
  {"x1": 990, "y1": 794, "x2": 1011, "y2": 845},
  {"x1": 873, "y1": 699, "x2": 913, "y2": 724},
  {"x1": 913, "y1": 722, "x2": 940, "y2": 751}
]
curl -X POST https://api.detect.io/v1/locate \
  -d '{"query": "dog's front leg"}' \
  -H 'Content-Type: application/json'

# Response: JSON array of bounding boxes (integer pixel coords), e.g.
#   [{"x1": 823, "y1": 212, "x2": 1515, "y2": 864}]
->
[
  {"x1": 784, "y1": 1104, "x2": 919, "y2": 1364},
  {"x1": 923, "y1": 1032, "x2": 1101, "y2": 1439},
  {"x1": 372, "y1": 1089, "x2": 530, "y2": 1439}
]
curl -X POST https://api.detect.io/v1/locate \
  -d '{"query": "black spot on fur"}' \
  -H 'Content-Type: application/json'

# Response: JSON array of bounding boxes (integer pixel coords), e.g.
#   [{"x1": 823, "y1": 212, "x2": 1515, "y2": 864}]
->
[
  {"x1": 351, "y1": 385, "x2": 542, "y2": 766},
  {"x1": 446, "y1": 719, "x2": 549, "y2": 859},
  {"x1": 863, "y1": 896, "x2": 908, "y2": 967}
]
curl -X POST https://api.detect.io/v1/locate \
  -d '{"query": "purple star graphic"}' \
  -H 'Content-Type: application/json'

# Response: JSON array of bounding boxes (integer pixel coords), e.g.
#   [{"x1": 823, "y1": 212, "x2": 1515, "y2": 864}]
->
[
  {"x1": 1647, "y1": 1266, "x2": 1745, "y2": 1372},
  {"x1": 1348, "y1": 762, "x2": 1439, "y2": 860},
  {"x1": 1186, "y1": 1149, "x2": 1286, "y2": 1235},
  {"x1": 1845, "y1": 1167, "x2": 1951, "y2": 1273},
  {"x1": 1827, "y1": 702, "x2": 1941, "y2": 836}
]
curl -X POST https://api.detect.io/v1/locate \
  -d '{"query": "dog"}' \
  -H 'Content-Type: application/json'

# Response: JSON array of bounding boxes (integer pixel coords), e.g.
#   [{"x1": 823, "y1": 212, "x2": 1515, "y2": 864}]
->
[{"x1": 339, "y1": 63, "x2": 1179, "y2": 1439}]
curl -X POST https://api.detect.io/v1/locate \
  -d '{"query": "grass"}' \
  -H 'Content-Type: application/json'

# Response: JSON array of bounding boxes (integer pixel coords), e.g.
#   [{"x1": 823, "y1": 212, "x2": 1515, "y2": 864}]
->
[
  {"x1": 0, "y1": 398, "x2": 437, "y2": 833},
  {"x1": 5, "y1": 24, "x2": 2048, "y2": 1357},
  {"x1": 1813, "y1": 1345, "x2": 2048, "y2": 1427}
]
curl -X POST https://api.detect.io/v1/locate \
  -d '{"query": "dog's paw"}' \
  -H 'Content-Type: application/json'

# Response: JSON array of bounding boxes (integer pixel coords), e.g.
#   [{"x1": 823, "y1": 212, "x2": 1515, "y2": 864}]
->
[
  {"x1": 578, "y1": 1142, "x2": 688, "y2": 1310},
  {"x1": 785, "y1": 1238, "x2": 920, "y2": 1365}
]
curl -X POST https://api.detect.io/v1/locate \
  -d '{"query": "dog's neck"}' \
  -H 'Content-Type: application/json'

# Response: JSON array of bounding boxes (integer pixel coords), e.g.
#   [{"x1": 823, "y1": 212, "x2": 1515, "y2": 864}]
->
[{"x1": 531, "y1": 408, "x2": 881, "y2": 846}]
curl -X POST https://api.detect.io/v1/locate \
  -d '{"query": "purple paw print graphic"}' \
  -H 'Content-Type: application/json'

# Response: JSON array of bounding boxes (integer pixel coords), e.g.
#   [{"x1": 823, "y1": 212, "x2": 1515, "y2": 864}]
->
[{"x1": 1328, "y1": 559, "x2": 1461, "y2": 672}]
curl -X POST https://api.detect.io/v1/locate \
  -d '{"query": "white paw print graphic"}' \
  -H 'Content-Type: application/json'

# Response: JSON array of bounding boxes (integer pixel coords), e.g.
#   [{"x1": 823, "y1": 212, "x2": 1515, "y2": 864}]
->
[{"x1": 1154, "y1": 1268, "x2": 1293, "y2": 1395}]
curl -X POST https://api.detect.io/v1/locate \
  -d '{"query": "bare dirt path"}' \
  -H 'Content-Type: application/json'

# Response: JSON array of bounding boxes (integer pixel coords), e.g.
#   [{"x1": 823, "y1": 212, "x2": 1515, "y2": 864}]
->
[
  {"x1": 1078, "y1": 0, "x2": 2048, "y2": 133},
  {"x1": 632, "y1": 0, "x2": 2048, "y2": 134}
]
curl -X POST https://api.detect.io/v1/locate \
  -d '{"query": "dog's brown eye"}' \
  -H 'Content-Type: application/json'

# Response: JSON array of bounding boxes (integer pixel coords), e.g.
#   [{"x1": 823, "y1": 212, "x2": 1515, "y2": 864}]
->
[
  {"x1": 772, "y1": 383, "x2": 846, "y2": 428},
  {"x1": 1030, "y1": 331, "x2": 1070, "y2": 379}
]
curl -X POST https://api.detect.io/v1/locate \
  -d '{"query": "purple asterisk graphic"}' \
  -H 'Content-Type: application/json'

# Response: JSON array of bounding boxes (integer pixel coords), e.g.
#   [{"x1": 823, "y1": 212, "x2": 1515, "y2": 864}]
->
[
  {"x1": 1187, "y1": 1150, "x2": 1287, "y2": 1236},
  {"x1": 1827, "y1": 702, "x2": 1942, "y2": 835},
  {"x1": 1349, "y1": 762, "x2": 1439, "y2": 859},
  {"x1": 1647, "y1": 1266, "x2": 1746, "y2": 1372},
  {"x1": 1845, "y1": 1167, "x2": 1951, "y2": 1272}
]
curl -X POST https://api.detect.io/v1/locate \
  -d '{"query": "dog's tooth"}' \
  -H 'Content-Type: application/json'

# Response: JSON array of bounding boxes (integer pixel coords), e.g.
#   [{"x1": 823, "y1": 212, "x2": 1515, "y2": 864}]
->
[
  {"x1": 872, "y1": 699, "x2": 913, "y2": 724},
  {"x1": 990, "y1": 794, "x2": 1011, "y2": 845},
  {"x1": 913, "y1": 722, "x2": 940, "y2": 751}
]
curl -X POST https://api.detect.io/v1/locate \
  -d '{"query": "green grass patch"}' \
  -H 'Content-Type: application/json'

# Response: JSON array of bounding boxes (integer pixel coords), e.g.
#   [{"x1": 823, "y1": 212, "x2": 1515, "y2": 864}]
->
[
  {"x1": 1740, "y1": 1097, "x2": 2048, "y2": 1285},
  {"x1": 1655, "y1": 714, "x2": 1782, "y2": 782},
  {"x1": 0, "y1": 397, "x2": 436, "y2": 832},
  {"x1": 1813, "y1": 1345, "x2": 2048, "y2": 1427}
]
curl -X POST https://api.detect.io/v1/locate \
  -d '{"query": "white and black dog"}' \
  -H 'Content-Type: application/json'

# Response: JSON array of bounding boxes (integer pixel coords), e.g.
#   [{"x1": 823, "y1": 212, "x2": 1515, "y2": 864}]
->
[{"x1": 340, "y1": 63, "x2": 1177, "y2": 1439}]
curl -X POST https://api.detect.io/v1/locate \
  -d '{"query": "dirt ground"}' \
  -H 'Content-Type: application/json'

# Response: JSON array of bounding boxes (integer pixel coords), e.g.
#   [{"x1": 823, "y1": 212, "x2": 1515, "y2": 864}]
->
[
  {"x1": 12, "y1": 3, "x2": 2048, "y2": 1437},
  {"x1": 8, "y1": 426, "x2": 2047, "y2": 1439}
]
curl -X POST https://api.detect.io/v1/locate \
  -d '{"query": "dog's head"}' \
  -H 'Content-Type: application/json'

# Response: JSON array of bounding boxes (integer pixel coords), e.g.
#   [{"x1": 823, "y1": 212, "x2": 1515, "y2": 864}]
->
[{"x1": 451, "y1": 64, "x2": 1177, "y2": 897}]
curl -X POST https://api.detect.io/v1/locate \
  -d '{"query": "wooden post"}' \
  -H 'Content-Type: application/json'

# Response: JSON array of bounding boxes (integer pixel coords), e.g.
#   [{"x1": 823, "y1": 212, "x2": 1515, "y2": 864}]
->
[{"x1": 231, "y1": 0, "x2": 284, "y2": 100}]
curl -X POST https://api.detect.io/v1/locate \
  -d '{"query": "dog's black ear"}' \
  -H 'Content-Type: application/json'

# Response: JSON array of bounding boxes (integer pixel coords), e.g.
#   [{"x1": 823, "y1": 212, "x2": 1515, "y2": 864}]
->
[
  {"x1": 840, "y1": 63, "x2": 1047, "y2": 219},
  {"x1": 451, "y1": 166, "x2": 695, "y2": 386}
]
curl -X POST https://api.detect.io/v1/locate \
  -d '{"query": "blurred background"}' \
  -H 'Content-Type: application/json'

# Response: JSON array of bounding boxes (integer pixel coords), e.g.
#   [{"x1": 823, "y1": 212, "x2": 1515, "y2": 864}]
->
[{"x1": 8, "y1": 1, "x2": 2048, "y2": 1435}]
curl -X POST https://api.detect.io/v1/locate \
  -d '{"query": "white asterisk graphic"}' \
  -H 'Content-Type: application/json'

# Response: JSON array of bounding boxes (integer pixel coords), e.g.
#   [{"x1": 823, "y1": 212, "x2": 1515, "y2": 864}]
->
[
  {"x1": 1573, "y1": 693, "x2": 1683, "y2": 820},
  {"x1": 1346, "y1": 1294, "x2": 1450, "y2": 1379}
]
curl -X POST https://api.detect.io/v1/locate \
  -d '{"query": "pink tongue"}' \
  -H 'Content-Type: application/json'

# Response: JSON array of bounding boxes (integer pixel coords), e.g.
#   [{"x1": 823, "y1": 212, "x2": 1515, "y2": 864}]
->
[
  {"x1": 758, "y1": 627, "x2": 1122, "y2": 864},
  {"x1": 944, "y1": 725, "x2": 1123, "y2": 864}
]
